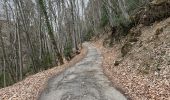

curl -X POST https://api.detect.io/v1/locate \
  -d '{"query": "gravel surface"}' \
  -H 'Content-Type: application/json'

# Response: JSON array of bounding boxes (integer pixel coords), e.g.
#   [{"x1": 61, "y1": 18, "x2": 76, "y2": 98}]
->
[{"x1": 39, "y1": 42, "x2": 127, "y2": 100}]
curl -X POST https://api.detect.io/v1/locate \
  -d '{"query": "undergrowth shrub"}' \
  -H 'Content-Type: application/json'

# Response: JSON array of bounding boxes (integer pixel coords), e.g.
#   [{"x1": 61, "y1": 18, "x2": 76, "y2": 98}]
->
[
  {"x1": 100, "y1": 6, "x2": 109, "y2": 28},
  {"x1": 84, "y1": 29, "x2": 94, "y2": 41},
  {"x1": 0, "y1": 72, "x2": 13, "y2": 88},
  {"x1": 64, "y1": 39, "x2": 73, "y2": 60}
]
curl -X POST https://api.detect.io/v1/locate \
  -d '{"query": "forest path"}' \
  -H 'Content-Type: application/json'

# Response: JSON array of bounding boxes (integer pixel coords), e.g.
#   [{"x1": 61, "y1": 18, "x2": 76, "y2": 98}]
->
[{"x1": 39, "y1": 42, "x2": 127, "y2": 100}]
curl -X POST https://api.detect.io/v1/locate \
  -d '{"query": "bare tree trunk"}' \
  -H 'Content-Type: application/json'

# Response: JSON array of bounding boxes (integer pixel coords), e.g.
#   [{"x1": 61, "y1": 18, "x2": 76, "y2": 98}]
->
[
  {"x1": 70, "y1": 0, "x2": 78, "y2": 50},
  {"x1": 0, "y1": 25, "x2": 15, "y2": 83},
  {"x1": 39, "y1": 0, "x2": 64, "y2": 65},
  {"x1": 117, "y1": 0, "x2": 129, "y2": 19},
  {"x1": 3, "y1": 57, "x2": 6, "y2": 87},
  {"x1": 17, "y1": 21, "x2": 23, "y2": 80}
]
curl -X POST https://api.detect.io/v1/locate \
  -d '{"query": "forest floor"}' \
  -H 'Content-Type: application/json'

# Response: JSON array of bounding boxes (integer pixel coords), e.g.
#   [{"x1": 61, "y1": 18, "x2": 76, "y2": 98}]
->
[
  {"x1": 92, "y1": 17, "x2": 170, "y2": 100},
  {"x1": 0, "y1": 18, "x2": 169, "y2": 100},
  {"x1": 38, "y1": 42, "x2": 126, "y2": 100},
  {"x1": 0, "y1": 44, "x2": 87, "y2": 100}
]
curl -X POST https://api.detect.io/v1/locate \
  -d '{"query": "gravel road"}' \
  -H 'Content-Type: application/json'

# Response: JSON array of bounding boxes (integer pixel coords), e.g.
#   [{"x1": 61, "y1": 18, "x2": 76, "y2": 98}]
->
[{"x1": 39, "y1": 43, "x2": 127, "y2": 100}]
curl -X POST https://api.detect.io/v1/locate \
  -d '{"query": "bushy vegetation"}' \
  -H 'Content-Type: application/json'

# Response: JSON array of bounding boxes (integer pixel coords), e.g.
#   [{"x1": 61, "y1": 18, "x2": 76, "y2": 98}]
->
[
  {"x1": 64, "y1": 40, "x2": 73, "y2": 60},
  {"x1": 100, "y1": 6, "x2": 109, "y2": 28},
  {"x1": 41, "y1": 53, "x2": 53, "y2": 69},
  {"x1": 84, "y1": 29, "x2": 94, "y2": 41},
  {"x1": 105, "y1": 0, "x2": 149, "y2": 44},
  {"x1": 0, "y1": 72, "x2": 12, "y2": 88}
]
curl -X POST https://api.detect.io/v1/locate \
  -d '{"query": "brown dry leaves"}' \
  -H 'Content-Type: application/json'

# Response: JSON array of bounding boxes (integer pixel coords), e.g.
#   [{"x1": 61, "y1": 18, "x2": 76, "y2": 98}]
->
[
  {"x1": 0, "y1": 46, "x2": 87, "y2": 100},
  {"x1": 92, "y1": 18, "x2": 170, "y2": 100}
]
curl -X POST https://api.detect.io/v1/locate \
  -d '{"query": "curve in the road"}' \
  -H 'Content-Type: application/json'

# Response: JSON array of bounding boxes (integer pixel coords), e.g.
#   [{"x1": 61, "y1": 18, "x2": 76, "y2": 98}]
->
[{"x1": 39, "y1": 42, "x2": 127, "y2": 100}]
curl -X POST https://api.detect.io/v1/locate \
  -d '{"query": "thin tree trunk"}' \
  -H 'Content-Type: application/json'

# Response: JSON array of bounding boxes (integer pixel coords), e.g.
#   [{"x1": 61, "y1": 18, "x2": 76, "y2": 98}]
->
[
  {"x1": 3, "y1": 57, "x2": 6, "y2": 87},
  {"x1": 39, "y1": 0, "x2": 64, "y2": 65},
  {"x1": 117, "y1": 0, "x2": 129, "y2": 20},
  {"x1": 17, "y1": 21, "x2": 23, "y2": 80},
  {"x1": 0, "y1": 25, "x2": 15, "y2": 83}
]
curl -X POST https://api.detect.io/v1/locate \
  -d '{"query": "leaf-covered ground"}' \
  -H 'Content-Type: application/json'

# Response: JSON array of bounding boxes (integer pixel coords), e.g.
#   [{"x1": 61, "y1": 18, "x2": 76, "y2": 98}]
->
[
  {"x1": 0, "y1": 46, "x2": 87, "y2": 100},
  {"x1": 93, "y1": 17, "x2": 170, "y2": 100}
]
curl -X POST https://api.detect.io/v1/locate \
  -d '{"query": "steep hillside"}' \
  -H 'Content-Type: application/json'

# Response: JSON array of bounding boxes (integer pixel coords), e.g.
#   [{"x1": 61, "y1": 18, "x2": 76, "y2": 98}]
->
[
  {"x1": 93, "y1": 17, "x2": 170, "y2": 100},
  {"x1": 133, "y1": 0, "x2": 170, "y2": 25}
]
